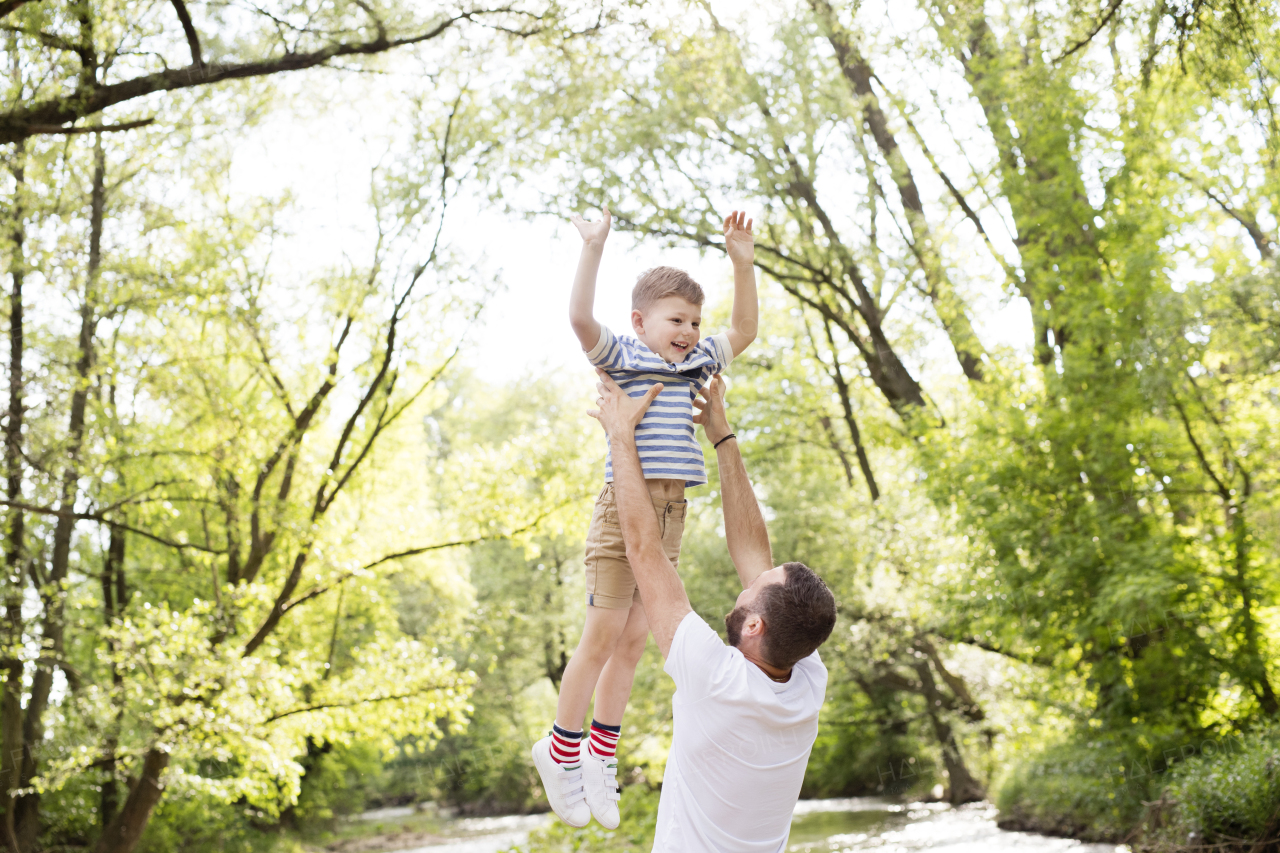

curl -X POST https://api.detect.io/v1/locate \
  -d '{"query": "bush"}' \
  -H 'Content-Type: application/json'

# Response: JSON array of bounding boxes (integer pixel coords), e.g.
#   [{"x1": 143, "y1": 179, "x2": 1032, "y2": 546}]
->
[
  {"x1": 137, "y1": 796, "x2": 281, "y2": 853},
  {"x1": 995, "y1": 735, "x2": 1159, "y2": 843},
  {"x1": 291, "y1": 741, "x2": 386, "y2": 825},
  {"x1": 1143, "y1": 726, "x2": 1280, "y2": 852}
]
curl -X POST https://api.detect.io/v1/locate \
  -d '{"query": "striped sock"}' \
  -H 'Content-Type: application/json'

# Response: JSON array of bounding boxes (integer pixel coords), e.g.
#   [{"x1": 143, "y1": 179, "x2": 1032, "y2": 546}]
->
[
  {"x1": 550, "y1": 723, "x2": 583, "y2": 767},
  {"x1": 587, "y1": 720, "x2": 621, "y2": 761}
]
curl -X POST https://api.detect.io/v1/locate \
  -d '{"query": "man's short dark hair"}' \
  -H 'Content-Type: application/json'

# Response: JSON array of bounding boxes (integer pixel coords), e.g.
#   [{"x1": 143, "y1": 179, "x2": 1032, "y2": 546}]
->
[{"x1": 758, "y1": 563, "x2": 837, "y2": 669}]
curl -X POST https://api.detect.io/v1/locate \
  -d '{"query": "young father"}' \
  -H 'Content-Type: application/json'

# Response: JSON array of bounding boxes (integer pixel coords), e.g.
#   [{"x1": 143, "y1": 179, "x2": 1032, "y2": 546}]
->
[{"x1": 585, "y1": 370, "x2": 837, "y2": 851}]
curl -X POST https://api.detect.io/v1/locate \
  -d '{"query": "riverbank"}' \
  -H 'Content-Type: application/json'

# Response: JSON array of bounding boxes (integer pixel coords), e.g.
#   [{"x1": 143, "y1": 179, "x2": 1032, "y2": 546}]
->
[
  {"x1": 994, "y1": 725, "x2": 1280, "y2": 853},
  {"x1": 315, "y1": 798, "x2": 1131, "y2": 853}
]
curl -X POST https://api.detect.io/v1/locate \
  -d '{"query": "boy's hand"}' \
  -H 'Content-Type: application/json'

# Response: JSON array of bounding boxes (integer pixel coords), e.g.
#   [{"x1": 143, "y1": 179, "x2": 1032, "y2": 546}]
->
[
  {"x1": 571, "y1": 205, "x2": 612, "y2": 247},
  {"x1": 724, "y1": 210, "x2": 754, "y2": 267}
]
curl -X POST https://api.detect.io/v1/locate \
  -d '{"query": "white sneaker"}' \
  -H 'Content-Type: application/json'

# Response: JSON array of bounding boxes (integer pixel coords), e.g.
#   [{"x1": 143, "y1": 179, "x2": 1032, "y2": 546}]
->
[
  {"x1": 583, "y1": 749, "x2": 621, "y2": 829},
  {"x1": 531, "y1": 736, "x2": 590, "y2": 827}
]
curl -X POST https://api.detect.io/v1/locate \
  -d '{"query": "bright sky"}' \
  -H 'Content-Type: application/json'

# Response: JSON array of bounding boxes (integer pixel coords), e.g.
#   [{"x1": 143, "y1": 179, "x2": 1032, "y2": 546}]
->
[
  {"x1": 227, "y1": 1, "x2": 1036, "y2": 388},
  {"x1": 230, "y1": 98, "x2": 738, "y2": 385}
]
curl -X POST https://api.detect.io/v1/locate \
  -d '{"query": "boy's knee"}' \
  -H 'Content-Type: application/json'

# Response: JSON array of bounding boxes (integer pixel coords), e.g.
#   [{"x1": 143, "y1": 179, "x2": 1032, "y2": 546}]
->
[
  {"x1": 577, "y1": 615, "x2": 627, "y2": 658},
  {"x1": 615, "y1": 630, "x2": 648, "y2": 663}
]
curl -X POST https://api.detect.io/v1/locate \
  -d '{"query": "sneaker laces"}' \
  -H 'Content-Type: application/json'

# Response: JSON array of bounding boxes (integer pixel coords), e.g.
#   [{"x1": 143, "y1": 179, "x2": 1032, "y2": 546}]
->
[{"x1": 559, "y1": 764, "x2": 587, "y2": 805}]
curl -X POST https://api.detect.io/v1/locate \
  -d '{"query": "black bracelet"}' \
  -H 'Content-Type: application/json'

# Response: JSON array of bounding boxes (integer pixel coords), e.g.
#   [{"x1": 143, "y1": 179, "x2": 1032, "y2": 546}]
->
[{"x1": 712, "y1": 433, "x2": 737, "y2": 450}]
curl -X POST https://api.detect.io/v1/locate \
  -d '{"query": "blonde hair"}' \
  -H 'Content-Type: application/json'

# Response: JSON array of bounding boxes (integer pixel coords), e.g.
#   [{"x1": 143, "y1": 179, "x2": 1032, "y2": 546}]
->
[{"x1": 631, "y1": 266, "x2": 705, "y2": 313}]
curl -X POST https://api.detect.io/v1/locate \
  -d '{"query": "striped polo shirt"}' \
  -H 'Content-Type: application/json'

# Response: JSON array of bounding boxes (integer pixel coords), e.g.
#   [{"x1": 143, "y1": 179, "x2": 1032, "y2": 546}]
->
[{"x1": 586, "y1": 325, "x2": 734, "y2": 487}]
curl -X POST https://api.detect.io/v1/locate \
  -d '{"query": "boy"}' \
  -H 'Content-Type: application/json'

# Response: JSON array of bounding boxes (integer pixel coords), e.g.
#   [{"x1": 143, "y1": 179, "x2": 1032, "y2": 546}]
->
[{"x1": 531, "y1": 206, "x2": 758, "y2": 828}]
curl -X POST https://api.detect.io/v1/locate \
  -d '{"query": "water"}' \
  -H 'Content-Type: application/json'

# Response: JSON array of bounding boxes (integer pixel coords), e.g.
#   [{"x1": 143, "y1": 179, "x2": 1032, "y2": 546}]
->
[
  {"x1": 368, "y1": 798, "x2": 1128, "y2": 853},
  {"x1": 788, "y1": 800, "x2": 1124, "y2": 852}
]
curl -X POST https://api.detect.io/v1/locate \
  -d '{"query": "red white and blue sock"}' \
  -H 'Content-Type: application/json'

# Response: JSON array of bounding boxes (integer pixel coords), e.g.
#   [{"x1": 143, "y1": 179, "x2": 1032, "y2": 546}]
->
[
  {"x1": 587, "y1": 720, "x2": 621, "y2": 761},
  {"x1": 550, "y1": 723, "x2": 582, "y2": 767}
]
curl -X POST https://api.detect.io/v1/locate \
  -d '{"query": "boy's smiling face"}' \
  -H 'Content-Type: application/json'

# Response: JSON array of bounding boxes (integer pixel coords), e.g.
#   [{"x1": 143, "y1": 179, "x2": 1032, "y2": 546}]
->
[{"x1": 631, "y1": 295, "x2": 702, "y2": 364}]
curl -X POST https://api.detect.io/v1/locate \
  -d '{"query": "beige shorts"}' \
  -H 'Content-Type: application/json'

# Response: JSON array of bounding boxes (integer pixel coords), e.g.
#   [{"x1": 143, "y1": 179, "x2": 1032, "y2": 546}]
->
[{"x1": 584, "y1": 483, "x2": 686, "y2": 609}]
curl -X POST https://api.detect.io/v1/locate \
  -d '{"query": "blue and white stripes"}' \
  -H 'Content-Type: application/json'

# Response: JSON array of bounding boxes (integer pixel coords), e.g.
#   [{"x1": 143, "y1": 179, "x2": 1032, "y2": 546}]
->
[{"x1": 586, "y1": 326, "x2": 733, "y2": 487}]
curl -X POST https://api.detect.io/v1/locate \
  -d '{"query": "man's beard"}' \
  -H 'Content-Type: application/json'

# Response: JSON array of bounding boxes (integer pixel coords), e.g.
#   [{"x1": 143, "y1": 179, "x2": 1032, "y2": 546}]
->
[{"x1": 725, "y1": 605, "x2": 749, "y2": 647}]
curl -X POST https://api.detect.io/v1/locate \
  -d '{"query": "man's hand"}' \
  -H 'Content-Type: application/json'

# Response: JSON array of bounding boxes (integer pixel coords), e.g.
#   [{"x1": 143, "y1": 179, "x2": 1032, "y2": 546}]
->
[
  {"x1": 724, "y1": 210, "x2": 754, "y2": 267},
  {"x1": 588, "y1": 369, "x2": 662, "y2": 440},
  {"x1": 571, "y1": 205, "x2": 612, "y2": 247},
  {"x1": 693, "y1": 374, "x2": 732, "y2": 446}
]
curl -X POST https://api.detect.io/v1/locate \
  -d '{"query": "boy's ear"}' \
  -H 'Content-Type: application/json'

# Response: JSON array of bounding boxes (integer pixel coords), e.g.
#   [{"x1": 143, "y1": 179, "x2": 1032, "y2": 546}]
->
[{"x1": 630, "y1": 308, "x2": 646, "y2": 336}]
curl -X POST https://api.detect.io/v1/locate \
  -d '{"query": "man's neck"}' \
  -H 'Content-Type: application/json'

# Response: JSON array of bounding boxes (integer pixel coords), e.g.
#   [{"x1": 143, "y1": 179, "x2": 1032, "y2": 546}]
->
[{"x1": 741, "y1": 650, "x2": 791, "y2": 682}]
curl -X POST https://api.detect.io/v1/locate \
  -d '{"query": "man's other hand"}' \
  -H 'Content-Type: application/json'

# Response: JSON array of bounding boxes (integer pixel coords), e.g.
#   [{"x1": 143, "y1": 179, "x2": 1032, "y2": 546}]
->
[
  {"x1": 693, "y1": 374, "x2": 731, "y2": 445},
  {"x1": 588, "y1": 369, "x2": 662, "y2": 439}
]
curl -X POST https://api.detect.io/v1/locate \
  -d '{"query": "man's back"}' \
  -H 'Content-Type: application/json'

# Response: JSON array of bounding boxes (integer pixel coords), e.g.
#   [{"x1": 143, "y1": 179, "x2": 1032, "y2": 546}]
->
[{"x1": 654, "y1": 612, "x2": 828, "y2": 852}]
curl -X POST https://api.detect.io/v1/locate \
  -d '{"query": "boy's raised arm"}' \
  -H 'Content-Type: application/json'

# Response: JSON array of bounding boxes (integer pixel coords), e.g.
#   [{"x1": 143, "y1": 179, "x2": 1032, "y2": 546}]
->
[
  {"x1": 723, "y1": 210, "x2": 758, "y2": 358},
  {"x1": 568, "y1": 206, "x2": 611, "y2": 352}
]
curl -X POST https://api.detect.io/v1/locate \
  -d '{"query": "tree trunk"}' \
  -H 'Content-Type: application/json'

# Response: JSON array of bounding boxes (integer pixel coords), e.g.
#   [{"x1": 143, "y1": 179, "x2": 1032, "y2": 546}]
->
[
  {"x1": 913, "y1": 661, "x2": 985, "y2": 804},
  {"x1": 92, "y1": 748, "x2": 169, "y2": 853},
  {"x1": 1, "y1": 140, "x2": 27, "y2": 853},
  {"x1": 808, "y1": 0, "x2": 987, "y2": 382},
  {"x1": 820, "y1": 320, "x2": 879, "y2": 499},
  {"x1": 1228, "y1": 505, "x2": 1278, "y2": 715},
  {"x1": 943, "y1": 10, "x2": 1102, "y2": 369},
  {"x1": 15, "y1": 132, "x2": 106, "y2": 848},
  {"x1": 99, "y1": 524, "x2": 127, "y2": 831}
]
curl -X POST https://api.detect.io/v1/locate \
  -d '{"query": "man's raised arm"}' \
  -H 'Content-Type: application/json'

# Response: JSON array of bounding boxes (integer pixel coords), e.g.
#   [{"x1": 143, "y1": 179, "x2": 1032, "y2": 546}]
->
[
  {"x1": 588, "y1": 371, "x2": 692, "y2": 659},
  {"x1": 695, "y1": 377, "x2": 773, "y2": 589}
]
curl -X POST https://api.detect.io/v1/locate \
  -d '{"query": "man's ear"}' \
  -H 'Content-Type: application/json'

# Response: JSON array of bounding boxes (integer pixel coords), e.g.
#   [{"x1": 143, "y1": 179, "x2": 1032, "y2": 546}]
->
[
  {"x1": 631, "y1": 308, "x2": 646, "y2": 336},
  {"x1": 744, "y1": 613, "x2": 765, "y2": 638}
]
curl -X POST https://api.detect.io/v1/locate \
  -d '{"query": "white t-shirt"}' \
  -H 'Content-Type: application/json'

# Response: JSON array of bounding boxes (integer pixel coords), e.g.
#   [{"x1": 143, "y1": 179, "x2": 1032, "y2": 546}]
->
[{"x1": 653, "y1": 611, "x2": 828, "y2": 852}]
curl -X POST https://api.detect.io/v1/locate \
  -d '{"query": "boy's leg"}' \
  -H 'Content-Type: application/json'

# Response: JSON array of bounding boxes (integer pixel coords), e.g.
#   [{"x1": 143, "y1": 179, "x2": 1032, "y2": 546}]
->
[
  {"x1": 535, "y1": 605, "x2": 629, "y2": 828},
  {"x1": 591, "y1": 600, "x2": 651, "y2": 727},
  {"x1": 554, "y1": 605, "x2": 630, "y2": 740},
  {"x1": 579, "y1": 599, "x2": 649, "y2": 830}
]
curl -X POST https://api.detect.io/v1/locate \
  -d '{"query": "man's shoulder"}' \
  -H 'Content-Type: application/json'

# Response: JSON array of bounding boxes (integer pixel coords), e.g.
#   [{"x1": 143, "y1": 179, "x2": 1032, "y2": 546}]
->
[
  {"x1": 792, "y1": 650, "x2": 829, "y2": 699},
  {"x1": 665, "y1": 612, "x2": 735, "y2": 691},
  {"x1": 670, "y1": 611, "x2": 725, "y2": 656}
]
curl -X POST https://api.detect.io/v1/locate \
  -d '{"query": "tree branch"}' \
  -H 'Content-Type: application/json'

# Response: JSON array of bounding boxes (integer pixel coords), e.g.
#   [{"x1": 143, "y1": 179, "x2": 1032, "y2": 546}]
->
[
  {"x1": 1178, "y1": 172, "x2": 1275, "y2": 260},
  {"x1": 281, "y1": 500, "x2": 583, "y2": 615},
  {"x1": 1055, "y1": 0, "x2": 1126, "y2": 62},
  {"x1": 265, "y1": 684, "x2": 455, "y2": 724},
  {"x1": 1172, "y1": 398, "x2": 1231, "y2": 499},
  {"x1": 0, "y1": 9, "x2": 516, "y2": 143},
  {"x1": 0, "y1": 0, "x2": 40, "y2": 19},
  {"x1": 168, "y1": 0, "x2": 203, "y2": 69},
  {"x1": 24, "y1": 118, "x2": 155, "y2": 135},
  {"x1": 0, "y1": 499, "x2": 225, "y2": 554}
]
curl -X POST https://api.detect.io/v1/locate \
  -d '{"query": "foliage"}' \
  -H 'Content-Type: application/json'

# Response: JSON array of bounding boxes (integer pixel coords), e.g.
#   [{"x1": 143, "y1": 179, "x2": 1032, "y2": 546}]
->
[
  {"x1": 1144, "y1": 726, "x2": 1280, "y2": 852},
  {"x1": 994, "y1": 734, "x2": 1161, "y2": 844}
]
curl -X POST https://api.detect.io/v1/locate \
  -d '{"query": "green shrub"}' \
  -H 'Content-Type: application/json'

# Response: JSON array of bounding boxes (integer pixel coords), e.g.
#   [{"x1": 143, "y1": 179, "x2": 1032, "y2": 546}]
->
[
  {"x1": 1143, "y1": 726, "x2": 1280, "y2": 852},
  {"x1": 996, "y1": 735, "x2": 1159, "y2": 843},
  {"x1": 137, "y1": 795, "x2": 279, "y2": 853},
  {"x1": 291, "y1": 740, "x2": 386, "y2": 825}
]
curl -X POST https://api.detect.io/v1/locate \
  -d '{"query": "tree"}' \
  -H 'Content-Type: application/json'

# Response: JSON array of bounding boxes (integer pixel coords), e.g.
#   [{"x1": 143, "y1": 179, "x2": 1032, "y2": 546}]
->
[{"x1": 0, "y1": 52, "x2": 582, "y2": 850}]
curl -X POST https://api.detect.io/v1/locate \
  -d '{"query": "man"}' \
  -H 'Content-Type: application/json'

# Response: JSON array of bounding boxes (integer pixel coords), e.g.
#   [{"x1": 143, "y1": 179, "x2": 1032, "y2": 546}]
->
[{"x1": 588, "y1": 370, "x2": 837, "y2": 851}]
